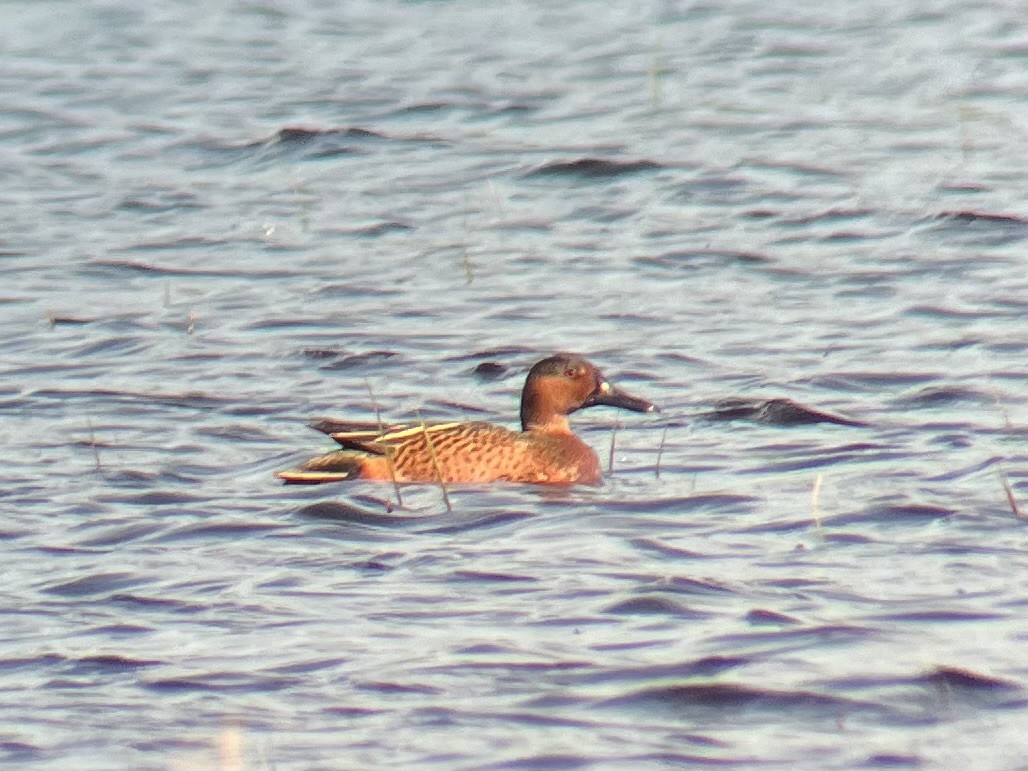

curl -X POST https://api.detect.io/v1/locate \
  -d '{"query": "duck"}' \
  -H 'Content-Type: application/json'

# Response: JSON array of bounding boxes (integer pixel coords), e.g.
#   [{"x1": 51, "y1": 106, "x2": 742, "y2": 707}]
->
[{"x1": 277, "y1": 353, "x2": 656, "y2": 485}]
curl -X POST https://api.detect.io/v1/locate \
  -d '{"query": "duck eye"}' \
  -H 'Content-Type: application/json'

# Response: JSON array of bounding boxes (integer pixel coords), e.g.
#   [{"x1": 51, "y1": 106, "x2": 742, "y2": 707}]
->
[{"x1": 564, "y1": 367, "x2": 580, "y2": 378}]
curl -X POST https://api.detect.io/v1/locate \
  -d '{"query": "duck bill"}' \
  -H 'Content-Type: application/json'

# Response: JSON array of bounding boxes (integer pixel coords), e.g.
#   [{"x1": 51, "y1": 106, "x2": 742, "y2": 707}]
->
[{"x1": 583, "y1": 383, "x2": 657, "y2": 414}]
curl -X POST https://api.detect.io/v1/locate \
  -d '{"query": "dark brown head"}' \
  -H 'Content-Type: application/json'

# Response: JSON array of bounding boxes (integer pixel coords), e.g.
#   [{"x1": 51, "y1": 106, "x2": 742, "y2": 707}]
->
[{"x1": 520, "y1": 354, "x2": 657, "y2": 432}]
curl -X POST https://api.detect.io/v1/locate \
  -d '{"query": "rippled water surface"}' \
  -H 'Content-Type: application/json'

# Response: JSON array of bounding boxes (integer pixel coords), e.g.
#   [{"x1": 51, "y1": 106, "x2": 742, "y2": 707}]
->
[{"x1": 2, "y1": 1, "x2": 1027, "y2": 768}]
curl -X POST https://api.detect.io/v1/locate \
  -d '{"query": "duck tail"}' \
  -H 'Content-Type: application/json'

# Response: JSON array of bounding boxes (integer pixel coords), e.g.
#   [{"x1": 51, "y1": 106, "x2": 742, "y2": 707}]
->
[{"x1": 276, "y1": 451, "x2": 365, "y2": 484}]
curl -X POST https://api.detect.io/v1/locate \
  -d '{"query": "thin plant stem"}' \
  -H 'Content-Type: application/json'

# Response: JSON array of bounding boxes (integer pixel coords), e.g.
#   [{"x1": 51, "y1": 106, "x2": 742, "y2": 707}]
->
[
  {"x1": 608, "y1": 418, "x2": 620, "y2": 474},
  {"x1": 419, "y1": 415, "x2": 452, "y2": 513},
  {"x1": 811, "y1": 473, "x2": 824, "y2": 536},
  {"x1": 365, "y1": 378, "x2": 403, "y2": 510},
  {"x1": 999, "y1": 471, "x2": 1025, "y2": 521},
  {"x1": 655, "y1": 426, "x2": 668, "y2": 479}
]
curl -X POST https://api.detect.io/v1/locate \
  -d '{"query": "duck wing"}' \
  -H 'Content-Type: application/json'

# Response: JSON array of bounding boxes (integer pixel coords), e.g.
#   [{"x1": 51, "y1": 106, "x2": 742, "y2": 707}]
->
[{"x1": 308, "y1": 419, "x2": 468, "y2": 454}]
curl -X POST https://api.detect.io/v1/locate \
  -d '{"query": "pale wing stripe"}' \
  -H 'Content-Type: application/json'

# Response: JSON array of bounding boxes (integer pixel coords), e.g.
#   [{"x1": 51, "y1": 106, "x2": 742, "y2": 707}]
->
[{"x1": 330, "y1": 422, "x2": 467, "y2": 444}]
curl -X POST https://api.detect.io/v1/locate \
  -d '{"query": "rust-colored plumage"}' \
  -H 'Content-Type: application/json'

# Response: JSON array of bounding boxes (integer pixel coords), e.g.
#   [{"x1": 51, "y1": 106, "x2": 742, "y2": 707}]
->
[{"x1": 277, "y1": 354, "x2": 656, "y2": 486}]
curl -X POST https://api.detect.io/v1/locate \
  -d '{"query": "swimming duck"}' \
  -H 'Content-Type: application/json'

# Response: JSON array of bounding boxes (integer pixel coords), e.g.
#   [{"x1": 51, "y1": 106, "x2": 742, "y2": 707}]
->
[{"x1": 277, "y1": 353, "x2": 656, "y2": 485}]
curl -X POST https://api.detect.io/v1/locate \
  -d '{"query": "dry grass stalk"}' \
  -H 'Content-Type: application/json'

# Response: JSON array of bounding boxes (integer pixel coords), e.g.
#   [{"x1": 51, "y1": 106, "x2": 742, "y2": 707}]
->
[
  {"x1": 655, "y1": 426, "x2": 668, "y2": 479},
  {"x1": 419, "y1": 416, "x2": 452, "y2": 513},
  {"x1": 999, "y1": 472, "x2": 1025, "y2": 521},
  {"x1": 811, "y1": 473, "x2": 824, "y2": 535},
  {"x1": 365, "y1": 378, "x2": 403, "y2": 509},
  {"x1": 607, "y1": 418, "x2": 620, "y2": 474}
]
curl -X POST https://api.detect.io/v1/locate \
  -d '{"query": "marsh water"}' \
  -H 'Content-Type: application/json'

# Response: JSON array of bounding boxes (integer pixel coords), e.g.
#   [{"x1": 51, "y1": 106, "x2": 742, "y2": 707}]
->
[{"x1": 2, "y1": 1, "x2": 1027, "y2": 768}]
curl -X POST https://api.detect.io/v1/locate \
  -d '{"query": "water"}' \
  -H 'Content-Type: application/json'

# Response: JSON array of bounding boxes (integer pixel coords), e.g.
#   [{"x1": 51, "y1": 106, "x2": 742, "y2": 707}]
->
[{"x1": 1, "y1": 0, "x2": 1026, "y2": 768}]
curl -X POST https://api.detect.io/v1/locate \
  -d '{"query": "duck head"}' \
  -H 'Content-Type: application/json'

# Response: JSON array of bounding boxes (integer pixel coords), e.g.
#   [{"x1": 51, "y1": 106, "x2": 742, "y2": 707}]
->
[{"x1": 520, "y1": 354, "x2": 657, "y2": 432}]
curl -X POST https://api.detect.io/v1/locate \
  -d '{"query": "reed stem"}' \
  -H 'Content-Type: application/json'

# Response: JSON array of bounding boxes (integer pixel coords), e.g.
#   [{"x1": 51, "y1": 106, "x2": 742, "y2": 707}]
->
[
  {"x1": 365, "y1": 378, "x2": 403, "y2": 509},
  {"x1": 1000, "y1": 471, "x2": 1024, "y2": 521},
  {"x1": 655, "y1": 426, "x2": 668, "y2": 479},
  {"x1": 420, "y1": 416, "x2": 452, "y2": 513}
]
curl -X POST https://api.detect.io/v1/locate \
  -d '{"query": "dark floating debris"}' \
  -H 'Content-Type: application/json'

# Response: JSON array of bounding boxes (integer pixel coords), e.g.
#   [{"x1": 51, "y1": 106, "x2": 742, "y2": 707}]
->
[
  {"x1": 473, "y1": 361, "x2": 507, "y2": 380},
  {"x1": 527, "y1": 157, "x2": 663, "y2": 178},
  {"x1": 274, "y1": 126, "x2": 388, "y2": 143},
  {"x1": 704, "y1": 398, "x2": 867, "y2": 427}
]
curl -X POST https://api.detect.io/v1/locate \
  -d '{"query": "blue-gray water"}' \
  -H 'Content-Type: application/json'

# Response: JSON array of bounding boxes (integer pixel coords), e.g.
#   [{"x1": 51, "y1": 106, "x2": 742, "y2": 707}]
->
[{"x1": 2, "y1": 1, "x2": 1027, "y2": 768}]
